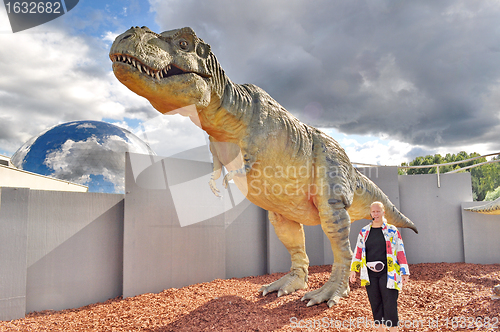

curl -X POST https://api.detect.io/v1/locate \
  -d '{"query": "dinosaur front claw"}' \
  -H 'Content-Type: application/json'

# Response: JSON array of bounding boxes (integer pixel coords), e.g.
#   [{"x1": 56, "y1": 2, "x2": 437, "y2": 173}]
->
[
  {"x1": 300, "y1": 264, "x2": 349, "y2": 307},
  {"x1": 208, "y1": 179, "x2": 222, "y2": 197},
  {"x1": 222, "y1": 173, "x2": 233, "y2": 189},
  {"x1": 260, "y1": 271, "x2": 308, "y2": 297}
]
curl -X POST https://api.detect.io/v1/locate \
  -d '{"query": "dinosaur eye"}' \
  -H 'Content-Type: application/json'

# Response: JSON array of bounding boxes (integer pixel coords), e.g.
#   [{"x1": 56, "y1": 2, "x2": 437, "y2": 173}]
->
[{"x1": 179, "y1": 40, "x2": 188, "y2": 49}]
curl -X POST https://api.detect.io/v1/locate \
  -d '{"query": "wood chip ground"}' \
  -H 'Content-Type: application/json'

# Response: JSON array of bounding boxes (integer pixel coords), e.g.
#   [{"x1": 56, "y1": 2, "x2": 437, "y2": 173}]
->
[{"x1": 1, "y1": 263, "x2": 499, "y2": 331}]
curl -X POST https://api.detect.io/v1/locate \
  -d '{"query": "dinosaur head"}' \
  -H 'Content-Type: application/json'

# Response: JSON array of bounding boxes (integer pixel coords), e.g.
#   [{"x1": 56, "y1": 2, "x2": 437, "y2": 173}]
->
[{"x1": 110, "y1": 26, "x2": 213, "y2": 114}]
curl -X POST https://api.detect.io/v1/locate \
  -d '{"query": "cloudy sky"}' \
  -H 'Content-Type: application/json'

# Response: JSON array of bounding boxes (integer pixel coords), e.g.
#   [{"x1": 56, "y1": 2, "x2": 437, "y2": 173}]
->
[{"x1": 1, "y1": 0, "x2": 500, "y2": 166}]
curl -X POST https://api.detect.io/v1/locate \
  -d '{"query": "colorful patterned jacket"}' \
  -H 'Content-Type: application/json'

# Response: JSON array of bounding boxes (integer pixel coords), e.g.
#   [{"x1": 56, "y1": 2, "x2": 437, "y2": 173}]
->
[{"x1": 350, "y1": 222, "x2": 409, "y2": 290}]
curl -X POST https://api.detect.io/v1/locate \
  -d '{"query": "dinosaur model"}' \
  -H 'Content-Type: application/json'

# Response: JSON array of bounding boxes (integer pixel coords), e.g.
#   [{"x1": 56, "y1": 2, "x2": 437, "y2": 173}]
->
[
  {"x1": 110, "y1": 26, "x2": 418, "y2": 307},
  {"x1": 493, "y1": 285, "x2": 500, "y2": 300},
  {"x1": 465, "y1": 197, "x2": 500, "y2": 215}
]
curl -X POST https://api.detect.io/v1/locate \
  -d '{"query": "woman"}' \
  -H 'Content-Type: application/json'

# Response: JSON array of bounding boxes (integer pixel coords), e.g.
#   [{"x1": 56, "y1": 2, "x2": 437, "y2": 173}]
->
[{"x1": 349, "y1": 201, "x2": 410, "y2": 332}]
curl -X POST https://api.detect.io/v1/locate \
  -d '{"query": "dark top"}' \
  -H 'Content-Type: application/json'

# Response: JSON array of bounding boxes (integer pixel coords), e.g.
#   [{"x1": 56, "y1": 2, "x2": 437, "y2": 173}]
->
[{"x1": 365, "y1": 226, "x2": 387, "y2": 276}]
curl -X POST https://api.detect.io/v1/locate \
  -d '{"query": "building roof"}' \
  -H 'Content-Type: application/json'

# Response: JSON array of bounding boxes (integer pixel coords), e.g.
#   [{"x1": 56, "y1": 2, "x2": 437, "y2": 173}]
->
[{"x1": 0, "y1": 154, "x2": 88, "y2": 192}]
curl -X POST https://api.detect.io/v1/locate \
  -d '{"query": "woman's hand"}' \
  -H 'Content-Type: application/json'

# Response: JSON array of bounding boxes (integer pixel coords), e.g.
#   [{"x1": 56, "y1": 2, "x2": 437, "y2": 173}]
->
[{"x1": 349, "y1": 271, "x2": 357, "y2": 283}]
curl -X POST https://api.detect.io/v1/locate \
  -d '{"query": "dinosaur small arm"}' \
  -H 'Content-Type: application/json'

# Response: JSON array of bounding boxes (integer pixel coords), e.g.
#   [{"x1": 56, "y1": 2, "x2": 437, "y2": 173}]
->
[{"x1": 110, "y1": 26, "x2": 418, "y2": 307}]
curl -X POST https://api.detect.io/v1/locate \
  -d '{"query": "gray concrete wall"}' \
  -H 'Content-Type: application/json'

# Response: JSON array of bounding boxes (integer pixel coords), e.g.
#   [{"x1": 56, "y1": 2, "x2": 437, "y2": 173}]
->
[
  {"x1": 399, "y1": 172, "x2": 472, "y2": 264},
  {"x1": 0, "y1": 188, "x2": 124, "y2": 320},
  {"x1": 225, "y1": 203, "x2": 268, "y2": 279},
  {"x1": 461, "y1": 202, "x2": 500, "y2": 264},
  {"x1": 0, "y1": 188, "x2": 29, "y2": 321},
  {"x1": 26, "y1": 191, "x2": 124, "y2": 313},
  {"x1": 0, "y1": 154, "x2": 496, "y2": 321},
  {"x1": 123, "y1": 153, "x2": 267, "y2": 298}
]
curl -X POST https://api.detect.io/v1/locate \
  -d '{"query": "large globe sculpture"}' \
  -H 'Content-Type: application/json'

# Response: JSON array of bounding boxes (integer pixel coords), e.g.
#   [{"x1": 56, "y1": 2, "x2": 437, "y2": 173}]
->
[{"x1": 11, "y1": 120, "x2": 155, "y2": 194}]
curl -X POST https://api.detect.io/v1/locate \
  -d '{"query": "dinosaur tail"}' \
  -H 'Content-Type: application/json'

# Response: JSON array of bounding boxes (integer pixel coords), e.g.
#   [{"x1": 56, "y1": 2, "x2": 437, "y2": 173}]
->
[{"x1": 352, "y1": 169, "x2": 418, "y2": 233}]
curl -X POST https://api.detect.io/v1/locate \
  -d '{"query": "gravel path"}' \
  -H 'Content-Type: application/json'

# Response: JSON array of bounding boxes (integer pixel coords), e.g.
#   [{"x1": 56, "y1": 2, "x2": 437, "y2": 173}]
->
[{"x1": 1, "y1": 263, "x2": 499, "y2": 331}]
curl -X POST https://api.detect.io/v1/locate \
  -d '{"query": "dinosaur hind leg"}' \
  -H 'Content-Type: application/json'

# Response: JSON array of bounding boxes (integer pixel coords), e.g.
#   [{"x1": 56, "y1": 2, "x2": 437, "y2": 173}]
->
[
  {"x1": 260, "y1": 211, "x2": 309, "y2": 297},
  {"x1": 301, "y1": 198, "x2": 352, "y2": 307}
]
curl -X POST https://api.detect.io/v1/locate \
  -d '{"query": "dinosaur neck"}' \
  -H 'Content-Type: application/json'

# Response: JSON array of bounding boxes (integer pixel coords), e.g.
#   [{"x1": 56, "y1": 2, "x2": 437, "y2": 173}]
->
[{"x1": 198, "y1": 54, "x2": 253, "y2": 142}]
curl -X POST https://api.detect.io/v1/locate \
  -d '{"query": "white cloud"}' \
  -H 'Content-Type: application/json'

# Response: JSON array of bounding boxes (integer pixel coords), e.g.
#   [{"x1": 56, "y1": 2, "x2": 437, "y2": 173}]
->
[
  {"x1": 102, "y1": 31, "x2": 119, "y2": 43},
  {"x1": 321, "y1": 127, "x2": 500, "y2": 167},
  {"x1": 129, "y1": 113, "x2": 207, "y2": 158},
  {"x1": 0, "y1": 9, "x2": 152, "y2": 155}
]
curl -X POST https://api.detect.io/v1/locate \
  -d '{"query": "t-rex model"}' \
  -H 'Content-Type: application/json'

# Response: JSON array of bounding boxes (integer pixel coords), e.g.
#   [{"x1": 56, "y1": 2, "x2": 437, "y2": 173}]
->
[
  {"x1": 493, "y1": 285, "x2": 500, "y2": 300},
  {"x1": 110, "y1": 26, "x2": 418, "y2": 307}
]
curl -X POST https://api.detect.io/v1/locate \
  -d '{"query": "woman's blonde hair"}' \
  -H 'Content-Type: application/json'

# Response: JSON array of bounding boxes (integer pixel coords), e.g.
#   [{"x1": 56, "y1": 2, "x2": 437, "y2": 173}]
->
[{"x1": 370, "y1": 201, "x2": 385, "y2": 211}]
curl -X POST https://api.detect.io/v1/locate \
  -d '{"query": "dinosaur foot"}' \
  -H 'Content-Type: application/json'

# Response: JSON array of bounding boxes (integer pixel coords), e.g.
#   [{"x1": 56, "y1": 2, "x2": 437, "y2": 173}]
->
[
  {"x1": 492, "y1": 285, "x2": 500, "y2": 300},
  {"x1": 259, "y1": 270, "x2": 308, "y2": 297},
  {"x1": 301, "y1": 263, "x2": 350, "y2": 307}
]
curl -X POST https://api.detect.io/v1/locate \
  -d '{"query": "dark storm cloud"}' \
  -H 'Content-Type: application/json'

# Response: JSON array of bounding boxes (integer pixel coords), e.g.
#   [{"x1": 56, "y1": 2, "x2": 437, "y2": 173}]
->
[{"x1": 152, "y1": 0, "x2": 500, "y2": 149}]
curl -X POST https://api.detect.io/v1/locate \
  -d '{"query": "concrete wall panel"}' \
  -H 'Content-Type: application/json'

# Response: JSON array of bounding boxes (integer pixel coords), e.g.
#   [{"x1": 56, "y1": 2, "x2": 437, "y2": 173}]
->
[
  {"x1": 225, "y1": 202, "x2": 268, "y2": 279},
  {"x1": 25, "y1": 191, "x2": 124, "y2": 313},
  {"x1": 123, "y1": 153, "x2": 230, "y2": 298},
  {"x1": 0, "y1": 188, "x2": 29, "y2": 321},
  {"x1": 399, "y1": 173, "x2": 472, "y2": 264},
  {"x1": 461, "y1": 202, "x2": 500, "y2": 264}
]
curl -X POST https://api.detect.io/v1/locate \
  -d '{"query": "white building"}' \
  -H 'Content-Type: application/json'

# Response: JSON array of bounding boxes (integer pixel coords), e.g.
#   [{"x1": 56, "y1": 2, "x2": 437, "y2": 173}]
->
[{"x1": 0, "y1": 154, "x2": 87, "y2": 192}]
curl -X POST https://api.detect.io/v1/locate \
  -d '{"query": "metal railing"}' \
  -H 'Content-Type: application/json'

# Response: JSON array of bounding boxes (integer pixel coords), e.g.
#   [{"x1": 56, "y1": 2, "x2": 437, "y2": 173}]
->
[{"x1": 353, "y1": 152, "x2": 500, "y2": 188}]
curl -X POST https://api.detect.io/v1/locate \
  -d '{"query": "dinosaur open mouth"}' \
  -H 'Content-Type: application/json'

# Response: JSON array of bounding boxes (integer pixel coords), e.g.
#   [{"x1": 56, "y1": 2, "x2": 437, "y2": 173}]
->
[{"x1": 111, "y1": 54, "x2": 189, "y2": 80}]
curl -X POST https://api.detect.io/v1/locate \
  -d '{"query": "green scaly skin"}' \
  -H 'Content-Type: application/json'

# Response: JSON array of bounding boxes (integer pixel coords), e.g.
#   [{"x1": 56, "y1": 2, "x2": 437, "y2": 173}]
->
[{"x1": 110, "y1": 26, "x2": 418, "y2": 307}]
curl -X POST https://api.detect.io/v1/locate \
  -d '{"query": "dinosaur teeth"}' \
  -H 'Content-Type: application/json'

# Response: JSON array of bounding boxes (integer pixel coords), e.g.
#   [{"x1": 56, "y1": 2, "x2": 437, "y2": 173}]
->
[{"x1": 113, "y1": 54, "x2": 167, "y2": 79}]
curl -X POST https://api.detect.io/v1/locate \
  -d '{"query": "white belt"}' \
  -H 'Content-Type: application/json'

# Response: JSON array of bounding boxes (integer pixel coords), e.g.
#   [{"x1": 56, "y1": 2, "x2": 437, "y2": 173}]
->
[{"x1": 367, "y1": 261, "x2": 385, "y2": 272}]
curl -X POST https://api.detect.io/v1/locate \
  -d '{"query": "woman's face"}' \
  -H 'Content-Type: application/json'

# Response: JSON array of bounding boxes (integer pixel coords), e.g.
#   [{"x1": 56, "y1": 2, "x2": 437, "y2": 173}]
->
[{"x1": 370, "y1": 204, "x2": 385, "y2": 222}]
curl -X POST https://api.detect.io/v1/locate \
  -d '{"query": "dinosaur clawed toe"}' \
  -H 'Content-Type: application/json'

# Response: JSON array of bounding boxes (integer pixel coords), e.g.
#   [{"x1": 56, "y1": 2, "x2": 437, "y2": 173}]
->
[
  {"x1": 301, "y1": 264, "x2": 350, "y2": 307},
  {"x1": 260, "y1": 271, "x2": 308, "y2": 297},
  {"x1": 301, "y1": 281, "x2": 349, "y2": 307}
]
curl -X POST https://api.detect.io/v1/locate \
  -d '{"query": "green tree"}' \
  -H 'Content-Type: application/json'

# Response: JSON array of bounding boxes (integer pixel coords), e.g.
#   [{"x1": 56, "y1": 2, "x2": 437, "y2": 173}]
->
[
  {"x1": 485, "y1": 186, "x2": 500, "y2": 201},
  {"x1": 400, "y1": 152, "x2": 500, "y2": 201}
]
